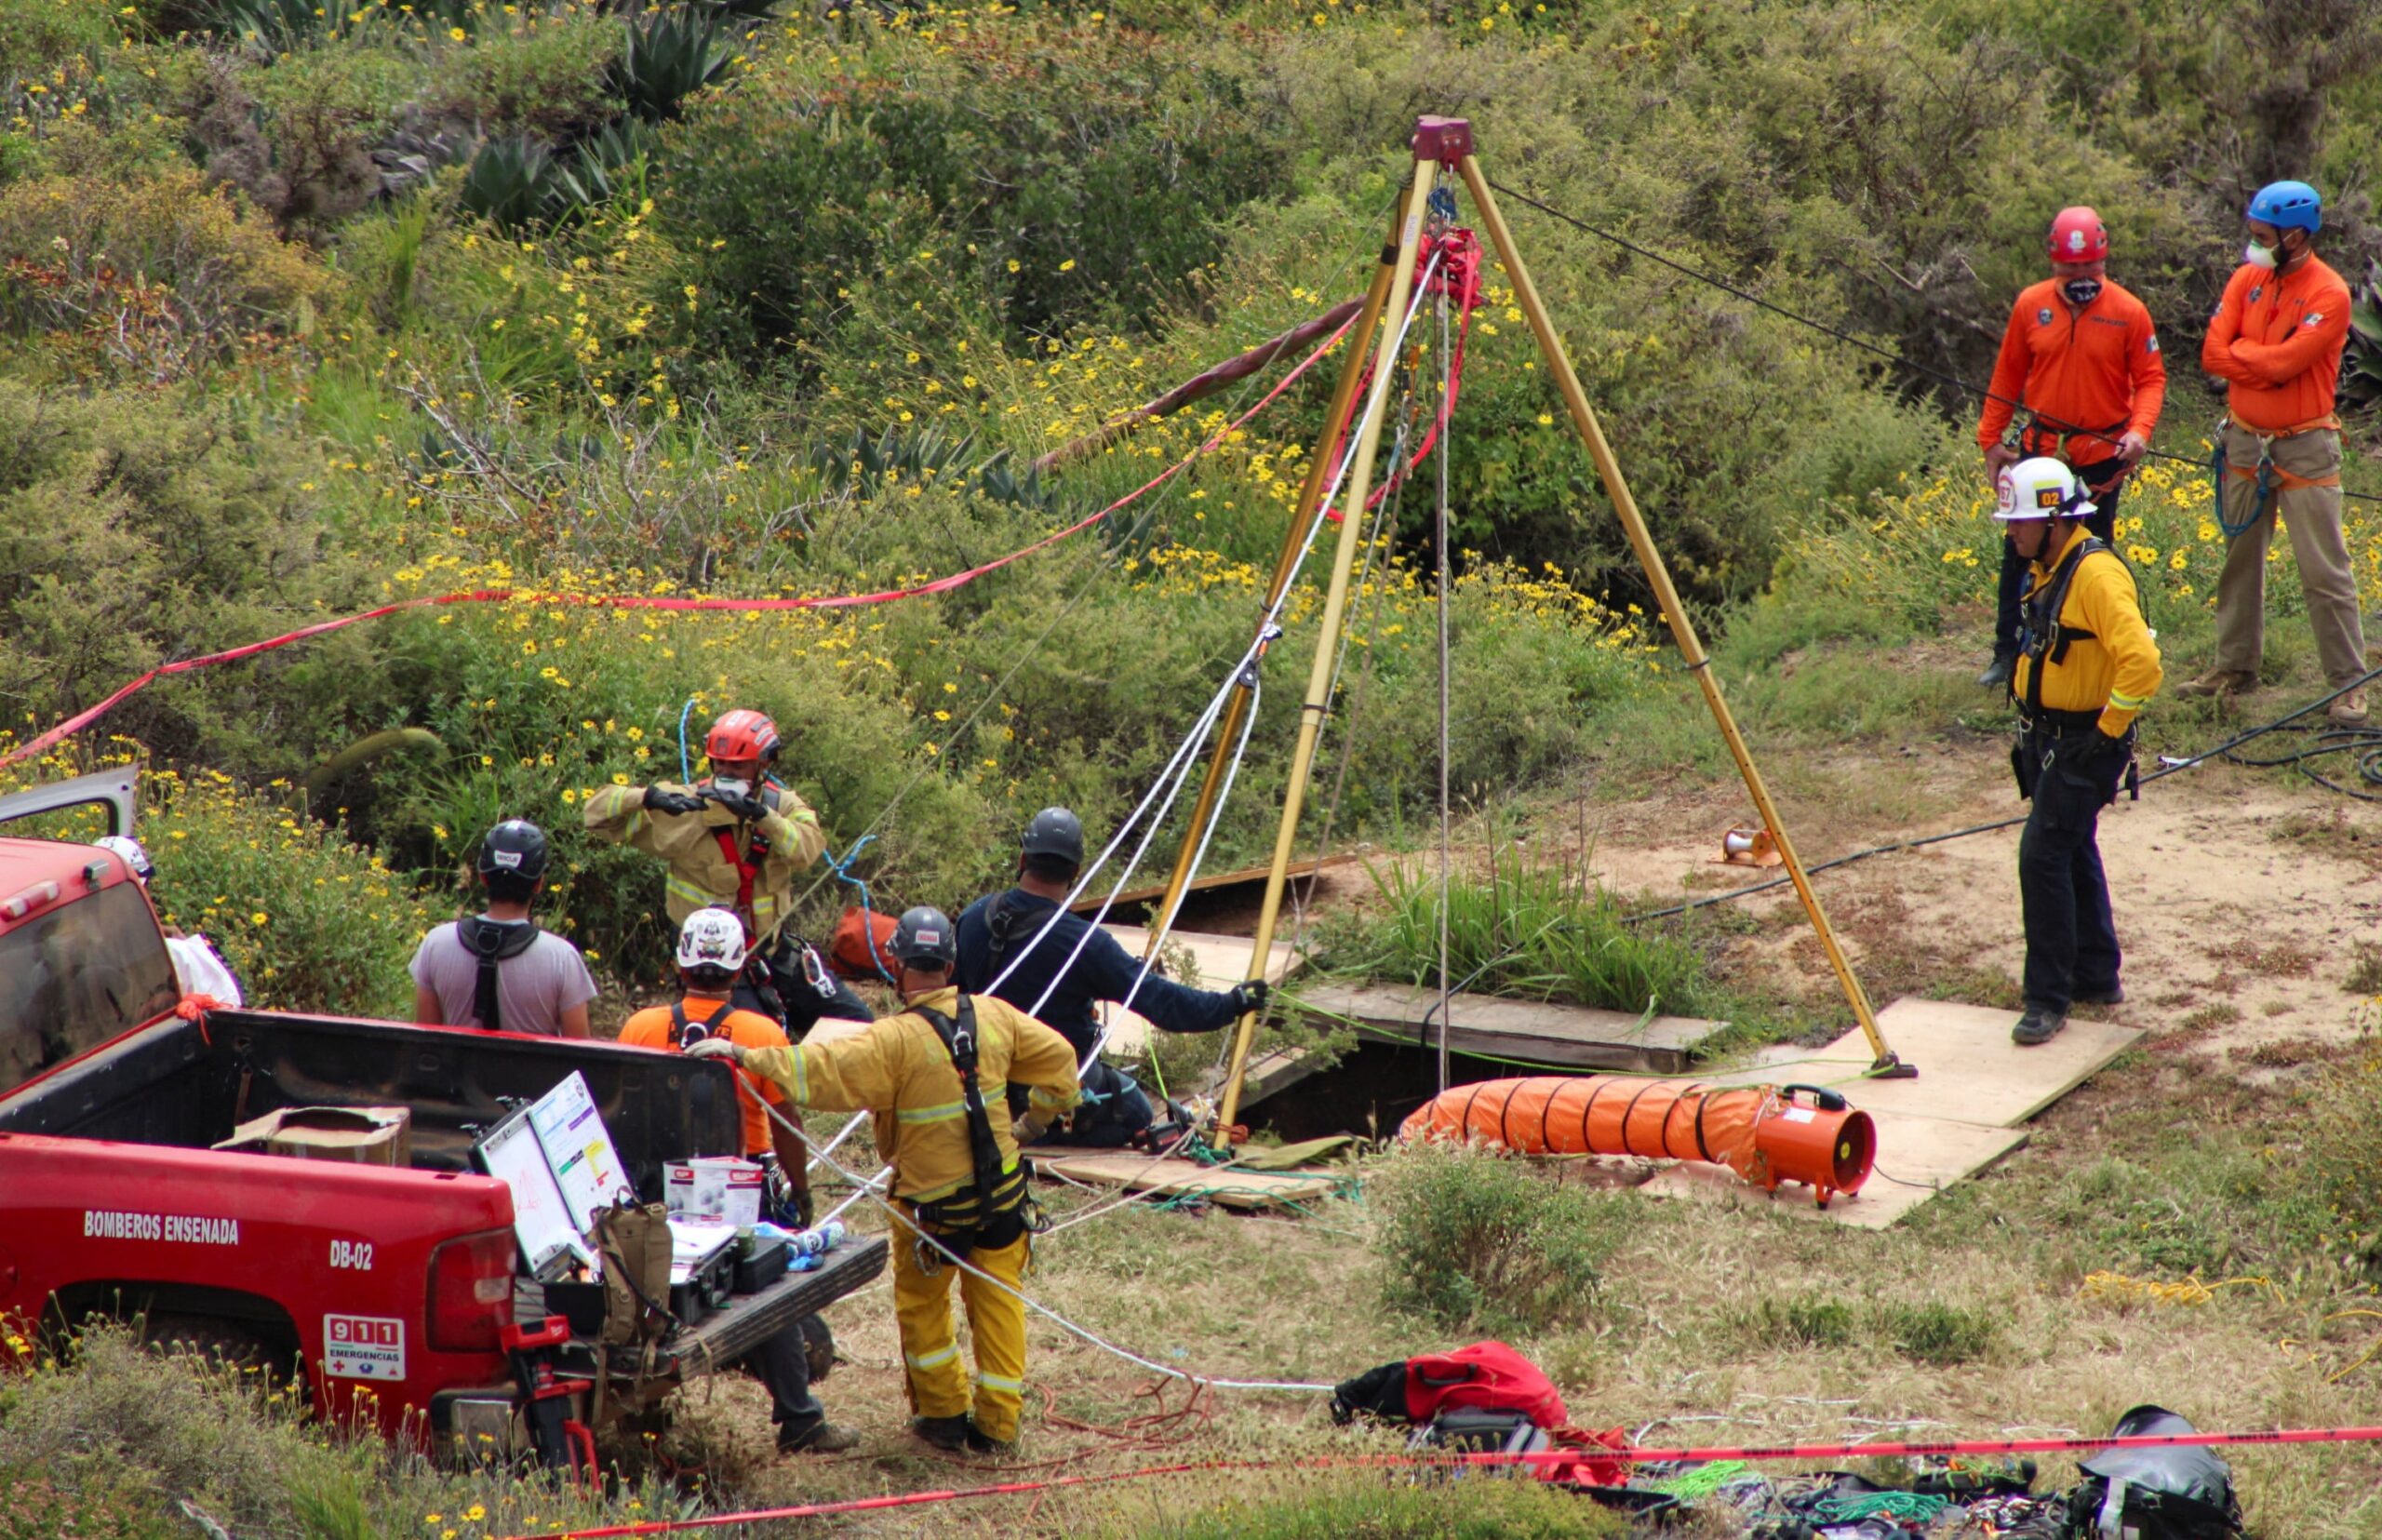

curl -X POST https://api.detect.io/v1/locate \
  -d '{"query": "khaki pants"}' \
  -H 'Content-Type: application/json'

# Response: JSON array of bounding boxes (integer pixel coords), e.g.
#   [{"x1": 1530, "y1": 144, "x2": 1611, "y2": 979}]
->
[{"x1": 2214, "y1": 423, "x2": 2368, "y2": 685}]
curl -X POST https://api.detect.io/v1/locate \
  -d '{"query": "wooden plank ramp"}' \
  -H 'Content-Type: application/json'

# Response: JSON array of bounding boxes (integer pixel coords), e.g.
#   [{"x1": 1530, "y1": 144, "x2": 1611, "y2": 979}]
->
[
  {"x1": 1025, "y1": 1148, "x2": 1339, "y2": 1212},
  {"x1": 1290, "y1": 982, "x2": 1729, "y2": 1074}
]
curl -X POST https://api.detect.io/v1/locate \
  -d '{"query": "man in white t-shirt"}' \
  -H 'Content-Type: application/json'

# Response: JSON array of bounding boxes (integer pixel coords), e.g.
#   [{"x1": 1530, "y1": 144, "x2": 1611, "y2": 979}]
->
[
  {"x1": 93, "y1": 835, "x2": 246, "y2": 1008},
  {"x1": 409, "y1": 820, "x2": 596, "y2": 1038}
]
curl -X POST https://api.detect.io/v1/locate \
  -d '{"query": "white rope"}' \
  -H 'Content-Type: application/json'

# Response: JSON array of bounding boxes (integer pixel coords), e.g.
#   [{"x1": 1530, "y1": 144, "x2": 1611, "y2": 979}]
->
[
  {"x1": 804, "y1": 263, "x2": 1447, "y2": 1185},
  {"x1": 758, "y1": 1095, "x2": 1334, "y2": 1394}
]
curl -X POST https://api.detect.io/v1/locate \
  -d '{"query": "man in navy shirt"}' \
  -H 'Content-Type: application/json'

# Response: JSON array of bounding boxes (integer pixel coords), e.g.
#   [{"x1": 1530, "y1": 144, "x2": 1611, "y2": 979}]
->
[{"x1": 955, "y1": 808, "x2": 1268, "y2": 1147}]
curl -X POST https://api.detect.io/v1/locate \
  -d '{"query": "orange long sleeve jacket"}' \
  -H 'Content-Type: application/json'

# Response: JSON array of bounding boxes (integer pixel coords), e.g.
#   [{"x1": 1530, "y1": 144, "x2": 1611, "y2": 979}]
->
[
  {"x1": 2201, "y1": 256, "x2": 2352, "y2": 433},
  {"x1": 1975, "y1": 278, "x2": 2166, "y2": 456}
]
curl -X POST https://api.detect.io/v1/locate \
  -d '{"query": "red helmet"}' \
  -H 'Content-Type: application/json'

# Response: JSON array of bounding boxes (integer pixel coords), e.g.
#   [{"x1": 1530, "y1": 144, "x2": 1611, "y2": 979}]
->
[
  {"x1": 704, "y1": 708, "x2": 781, "y2": 766},
  {"x1": 2046, "y1": 206, "x2": 2109, "y2": 262}
]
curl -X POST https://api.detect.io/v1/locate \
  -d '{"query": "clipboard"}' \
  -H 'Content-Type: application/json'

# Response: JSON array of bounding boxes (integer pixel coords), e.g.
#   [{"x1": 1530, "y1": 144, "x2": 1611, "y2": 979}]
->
[{"x1": 470, "y1": 1070, "x2": 632, "y2": 1281}]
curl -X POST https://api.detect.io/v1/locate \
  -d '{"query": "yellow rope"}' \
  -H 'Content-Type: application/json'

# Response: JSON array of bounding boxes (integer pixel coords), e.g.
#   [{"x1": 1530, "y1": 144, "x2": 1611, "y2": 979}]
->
[{"x1": 2079, "y1": 1270, "x2": 2280, "y2": 1308}]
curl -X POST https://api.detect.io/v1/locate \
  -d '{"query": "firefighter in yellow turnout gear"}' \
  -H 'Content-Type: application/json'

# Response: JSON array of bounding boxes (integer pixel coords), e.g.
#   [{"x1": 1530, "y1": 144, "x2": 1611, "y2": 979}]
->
[
  {"x1": 1999, "y1": 457, "x2": 2162, "y2": 1049},
  {"x1": 689, "y1": 904, "x2": 1080, "y2": 1453},
  {"x1": 583, "y1": 708, "x2": 871, "y2": 1035}
]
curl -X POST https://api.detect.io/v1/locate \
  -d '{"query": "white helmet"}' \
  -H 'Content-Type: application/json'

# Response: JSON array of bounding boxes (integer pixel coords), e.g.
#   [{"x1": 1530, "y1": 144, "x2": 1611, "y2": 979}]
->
[
  {"x1": 93, "y1": 835, "x2": 154, "y2": 881},
  {"x1": 1994, "y1": 455, "x2": 2096, "y2": 522},
  {"x1": 676, "y1": 907, "x2": 749, "y2": 973}
]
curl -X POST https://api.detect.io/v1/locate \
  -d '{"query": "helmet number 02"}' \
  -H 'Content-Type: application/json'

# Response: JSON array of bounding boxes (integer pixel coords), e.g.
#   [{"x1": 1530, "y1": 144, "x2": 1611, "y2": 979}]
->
[{"x1": 329, "y1": 1239, "x2": 375, "y2": 1271}]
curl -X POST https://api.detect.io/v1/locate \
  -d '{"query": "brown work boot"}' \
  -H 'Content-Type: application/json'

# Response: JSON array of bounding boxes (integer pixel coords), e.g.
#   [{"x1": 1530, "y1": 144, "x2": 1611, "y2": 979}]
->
[
  {"x1": 780, "y1": 1422, "x2": 863, "y2": 1455},
  {"x1": 2328, "y1": 689, "x2": 2370, "y2": 726},
  {"x1": 2175, "y1": 669, "x2": 2257, "y2": 699}
]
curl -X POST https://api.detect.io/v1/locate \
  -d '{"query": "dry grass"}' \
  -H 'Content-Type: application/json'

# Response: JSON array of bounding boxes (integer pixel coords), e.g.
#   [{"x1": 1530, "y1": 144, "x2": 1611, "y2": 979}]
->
[{"x1": 666, "y1": 1045, "x2": 2382, "y2": 1537}]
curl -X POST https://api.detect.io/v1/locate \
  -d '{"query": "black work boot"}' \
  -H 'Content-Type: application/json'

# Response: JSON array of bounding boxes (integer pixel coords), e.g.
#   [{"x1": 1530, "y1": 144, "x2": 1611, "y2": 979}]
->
[
  {"x1": 1977, "y1": 652, "x2": 2015, "y2": 690},
  {"x1": 2012, "y1": 1003, "x2": 2068, "y2": 1046},
  {"x1": 2071, "y1": 984, "x2": 2124, "y2": 1007},
  {"x1": 964, "y1": 1417, "x2": 1016, "y2": 1456},
  {"x1": 912, "y1": 1413, "x2": 971, "y2": 1451}
]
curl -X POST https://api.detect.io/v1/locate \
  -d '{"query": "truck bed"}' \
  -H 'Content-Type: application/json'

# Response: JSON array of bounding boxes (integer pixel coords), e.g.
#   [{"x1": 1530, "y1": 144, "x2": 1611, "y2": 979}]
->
[{"x1": 0, "y1": 1007, "x2": 744, "y2": 1197}]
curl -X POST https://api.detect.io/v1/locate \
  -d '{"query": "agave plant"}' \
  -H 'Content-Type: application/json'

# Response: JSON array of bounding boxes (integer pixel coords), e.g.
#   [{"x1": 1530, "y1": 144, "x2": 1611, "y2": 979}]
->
[
  {"x1": 810, "y1": 425, "x2": 1052, "y2": 509},
  {"x1": 2342, "y1": 259, "x2": 2382, "y2": 412},
  {"x1": 613, "y1": 10, "x2": 731, "y2": 125}
]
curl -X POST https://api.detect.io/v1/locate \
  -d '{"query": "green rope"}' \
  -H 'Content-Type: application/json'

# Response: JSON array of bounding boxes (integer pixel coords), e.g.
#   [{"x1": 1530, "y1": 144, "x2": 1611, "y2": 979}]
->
[
  {"x1": 1811, "y1": 1491, "x2": 1949, "y2": 1524},
  {"x1": 1649, "y1": 1460, "x2": 1751, "y2": 1500}
]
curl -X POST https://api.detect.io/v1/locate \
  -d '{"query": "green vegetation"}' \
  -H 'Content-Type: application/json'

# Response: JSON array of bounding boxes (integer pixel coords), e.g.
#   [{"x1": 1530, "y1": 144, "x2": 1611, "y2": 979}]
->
[
  {"x1": 1326, "y1": 840, "x2": 1711, "y2": 1015},
  {"x1": 1372, "y1": 1141, "x2": 1630, "y2": 1333},
  {"x1": 0, "y1": 1326, "x2": 676, "y2": 1540},
  {"x1": 1, "y1": 0, "x2": 2376, "y2": 988}
]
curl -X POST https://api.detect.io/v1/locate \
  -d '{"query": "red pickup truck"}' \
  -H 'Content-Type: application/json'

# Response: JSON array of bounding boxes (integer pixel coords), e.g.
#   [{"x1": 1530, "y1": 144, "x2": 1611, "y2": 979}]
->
[{"x1": 0, "y1": 770, "x2": 884, "y2": 1460}]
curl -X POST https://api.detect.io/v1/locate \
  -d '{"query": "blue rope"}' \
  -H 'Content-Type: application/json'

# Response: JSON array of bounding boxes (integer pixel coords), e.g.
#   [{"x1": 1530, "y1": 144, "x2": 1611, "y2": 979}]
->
[
  {"x1": 676, "y1": 696, "x2": 698, "y2": 783},
  {"x1": 823, "y1": 834, "x2": 898, "y2": 983}
]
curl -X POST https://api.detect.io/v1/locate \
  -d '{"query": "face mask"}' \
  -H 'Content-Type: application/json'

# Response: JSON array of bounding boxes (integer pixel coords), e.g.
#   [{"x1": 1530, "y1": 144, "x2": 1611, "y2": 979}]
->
[
  {"x1": 710, "y1": 776, "x2": 751, "y2": 799},
  {"x1": 2244, "y1": 241, "x2": 2278, "y2": 270},
  {"x1": 2062, "y1": 276, "x2": 2103, "y2": 306}
]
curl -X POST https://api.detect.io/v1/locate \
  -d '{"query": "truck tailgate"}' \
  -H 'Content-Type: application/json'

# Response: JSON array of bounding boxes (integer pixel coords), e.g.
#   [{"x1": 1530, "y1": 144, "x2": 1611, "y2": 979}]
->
[{"x1": 516, "y1": 1238, "x2": 889, "y2": 1380}]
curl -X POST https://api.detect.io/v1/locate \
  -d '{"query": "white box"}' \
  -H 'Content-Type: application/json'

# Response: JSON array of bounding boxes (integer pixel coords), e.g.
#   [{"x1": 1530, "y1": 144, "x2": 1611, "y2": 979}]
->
[{"x1": 664, "y1": 1157, "x2": 764, "y2": 1225}]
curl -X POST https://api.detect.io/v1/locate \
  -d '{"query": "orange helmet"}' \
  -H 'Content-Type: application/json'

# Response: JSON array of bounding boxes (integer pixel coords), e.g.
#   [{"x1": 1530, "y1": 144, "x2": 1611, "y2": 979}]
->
[{"x1": 704, "y1": 708, "x2": 781, "y2": 766}]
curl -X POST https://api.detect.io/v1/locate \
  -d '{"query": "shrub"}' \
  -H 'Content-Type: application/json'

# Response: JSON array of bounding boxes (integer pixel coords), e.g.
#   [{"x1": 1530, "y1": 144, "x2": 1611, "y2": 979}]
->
[
  {"x1": 130, "y1": 767, "x2": 442, "y2": 1017},
  {"x1": 2302, "y1": 1051, "x2": 2382, "y2": 1275},
  {"x1": 658, "y1": 16, "x2": 1289, "y2": 363},
  {"x1": 1331, "y1": 839, "x2": 1709, "y2": 1015},
  {"x1": 1373, "y1": 1142, "x2": 1630, "y2": 1333},
  {"x1": 425, "y1": 11, "x2": 622, "y2": 139},
  {"x1": 0, "y1": 164, "x2": 332, "y2": 377},
  {"x1": 0, "y1": 384, "x2": 377, "y2": 774}
]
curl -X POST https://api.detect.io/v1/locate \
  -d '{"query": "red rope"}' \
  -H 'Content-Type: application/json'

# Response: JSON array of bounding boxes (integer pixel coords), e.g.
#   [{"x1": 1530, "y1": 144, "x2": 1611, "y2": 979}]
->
[
  {"x1": 0, "y1": 312, "x2": 1358, "y2": 778},
  {"x1": 488, "y1": 1424, "x2": 2382, "y2": 1539}
]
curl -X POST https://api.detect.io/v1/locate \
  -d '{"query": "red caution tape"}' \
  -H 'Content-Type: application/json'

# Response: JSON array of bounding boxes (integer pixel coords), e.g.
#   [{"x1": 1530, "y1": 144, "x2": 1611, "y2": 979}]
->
[
  {"x1": 0, "y1": 311, "x2": 1357, "y2": 779},
  {"x1": 499, "y1": 1424, "x2": 2382, "y2": 1540}
]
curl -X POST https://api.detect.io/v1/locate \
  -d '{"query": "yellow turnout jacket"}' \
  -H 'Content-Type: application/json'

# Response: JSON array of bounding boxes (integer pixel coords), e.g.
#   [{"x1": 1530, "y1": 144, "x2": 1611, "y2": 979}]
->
[
  {"x1": 582, "y1": 779, "x2": 825, "y2": 944},
  {"x1": 741, "y1": 987, "x2": 1081, "y2": 1205}
]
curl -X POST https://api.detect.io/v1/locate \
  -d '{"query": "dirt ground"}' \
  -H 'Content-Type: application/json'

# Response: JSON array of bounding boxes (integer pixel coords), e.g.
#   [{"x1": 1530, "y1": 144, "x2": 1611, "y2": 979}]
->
[
  {"x1": 1570, "y1": 736, "x2": 2382, "y2": 1071},
  {"x1": 662, "y1": 743, "x2": 2382, "y2": 1535}
]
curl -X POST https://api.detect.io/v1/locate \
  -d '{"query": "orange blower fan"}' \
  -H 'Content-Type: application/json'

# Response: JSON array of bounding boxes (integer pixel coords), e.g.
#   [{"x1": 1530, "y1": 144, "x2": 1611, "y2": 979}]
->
[{"x1": 1398, "y1": 1077, "x2": 1877, "y2": 1208}]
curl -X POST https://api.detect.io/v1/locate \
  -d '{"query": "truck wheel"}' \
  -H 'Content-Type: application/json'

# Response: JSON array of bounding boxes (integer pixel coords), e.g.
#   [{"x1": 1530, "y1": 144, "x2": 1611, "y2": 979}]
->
[{"x1": 140, "y1": 1312, "x2": 303, "y2": 1392}]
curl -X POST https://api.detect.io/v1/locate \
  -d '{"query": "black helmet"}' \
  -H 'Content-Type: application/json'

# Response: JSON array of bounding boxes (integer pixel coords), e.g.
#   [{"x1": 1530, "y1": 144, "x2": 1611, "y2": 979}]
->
[
  {"x1": 890, "y1": 904, "x2": 958, "y2": 969},
  {"x1": 1020, "y1": 806, "x2": 1085, "y2": 870},
  {"x1": 475, "y1": 819, "x2": 550, "y2": 884}
]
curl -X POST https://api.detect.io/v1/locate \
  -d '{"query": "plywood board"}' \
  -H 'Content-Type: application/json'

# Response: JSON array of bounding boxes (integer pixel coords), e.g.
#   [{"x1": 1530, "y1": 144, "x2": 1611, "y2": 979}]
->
[
  {"x1": 1026, "y1": 1148, "x2": 1338, "y2": 1211},
  {"x1": 1692, "y1": 998, "x2": 2140, "y2": 1130},
  {"x1": 1101, "y1": 927, "x2": 1299, "y2": 990},
  {"x1": 1068, "y1": 854, "x2": 1355, "y2": 913},
  {"x1": 1091, "y1": 928, "x2": 1301, "y2": 1059},
  {"x1": 1639, "y1": 1108, "x2": 2028, "y2": 1229},
  {"x1": 1291, "y1": 982, "x2": 1727, "y2": 1074}
]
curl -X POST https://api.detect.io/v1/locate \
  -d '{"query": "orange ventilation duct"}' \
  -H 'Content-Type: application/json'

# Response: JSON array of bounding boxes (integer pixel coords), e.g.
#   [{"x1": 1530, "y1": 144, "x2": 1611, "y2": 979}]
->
[{"x1": 1398, "y1": 1077, "x2": 1876, "y2": 1208}]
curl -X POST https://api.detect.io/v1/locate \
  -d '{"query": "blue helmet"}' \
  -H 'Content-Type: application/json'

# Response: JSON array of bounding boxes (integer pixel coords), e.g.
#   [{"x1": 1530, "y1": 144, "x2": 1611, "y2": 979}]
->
[{"x1": 2248, "y1": 180, "x2": 2322, "y2": 234}]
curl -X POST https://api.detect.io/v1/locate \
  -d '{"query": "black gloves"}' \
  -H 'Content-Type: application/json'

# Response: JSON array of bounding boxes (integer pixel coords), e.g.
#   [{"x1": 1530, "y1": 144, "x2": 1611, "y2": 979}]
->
[
  {"x1": 703, "y1": 787, "x2": 769, "y2": 823},
  {"x1": 643, "y1": 785, "x2": 706, "y2": 816},
  {"x1": 1226, "y1": 979, "x2": 1270, "y2": 1018}
]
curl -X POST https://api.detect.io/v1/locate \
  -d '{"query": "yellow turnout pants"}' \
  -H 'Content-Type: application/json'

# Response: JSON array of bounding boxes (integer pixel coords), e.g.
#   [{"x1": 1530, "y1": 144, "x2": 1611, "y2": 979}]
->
[{"x1": 889, "y1": 1204, "x2": 1031, "y2": 1442}]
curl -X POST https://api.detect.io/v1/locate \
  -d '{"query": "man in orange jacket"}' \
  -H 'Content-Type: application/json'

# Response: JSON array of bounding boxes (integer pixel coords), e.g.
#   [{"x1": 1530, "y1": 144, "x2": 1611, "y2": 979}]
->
[
  {"x1": 1974, "y1": 206, "x2": 2166, "y2": 689},
  {"x1": 2182, "y1": 181, "x2": 2369, "y2": 725},
  {"x1": 618, "y1": 909, "x2": 860, "y2": 1456}
]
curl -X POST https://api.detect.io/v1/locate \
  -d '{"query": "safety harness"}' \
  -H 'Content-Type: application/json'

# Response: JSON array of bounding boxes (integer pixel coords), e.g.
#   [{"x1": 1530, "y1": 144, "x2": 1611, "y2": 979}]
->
[
  {"x1": 906, "y1": 995, "x2": 1038, "y2": 1272},
  {"x1": 2017, "y1": 415, "x2": 2127, "y2": 469},
  {"x1": 457, "y1": 915, "x2": 539, "y2": 1032},
  {"x1": 2212, "y1": 413, "x2": 2342, "y2": 538},
  {"x1": 2012, "y1": 535, "x2": 2140, "y2": 803}
]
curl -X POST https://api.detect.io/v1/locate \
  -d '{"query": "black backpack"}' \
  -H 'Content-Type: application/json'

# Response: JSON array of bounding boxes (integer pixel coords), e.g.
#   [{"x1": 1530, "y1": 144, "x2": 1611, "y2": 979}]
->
[{"x1": 2060, "y1": 1406, "x2": 2243, "y2": 1539}]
